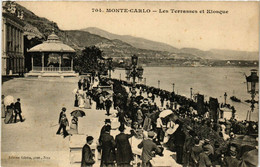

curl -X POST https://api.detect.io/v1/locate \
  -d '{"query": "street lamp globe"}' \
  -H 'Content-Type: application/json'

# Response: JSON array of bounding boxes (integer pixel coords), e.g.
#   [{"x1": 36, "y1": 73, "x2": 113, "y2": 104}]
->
[
  {"x1": 131, "y1": 55, "x2": 138, "y2": 66},
  {"x1": 246, "y1": 69, "x2": 259, "y2": 94}
]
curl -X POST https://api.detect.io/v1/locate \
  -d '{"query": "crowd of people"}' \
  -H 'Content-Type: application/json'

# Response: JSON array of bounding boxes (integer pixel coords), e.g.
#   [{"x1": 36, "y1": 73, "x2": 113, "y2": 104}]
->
[
  {"x1": 57, "y1": 74, "x2": 258, "y2": 167},
  {"x1": 89, "y1": 76, "x2": 258, "y2": 167},
  {"x1": 2, "y1": 96, "x2": 24, "y2": 124},
  {"x1": 56, "y1": 75, "x2": 114, "y2": 139},
  {"x1": 75, "y1": 76, "x2": 113, "y2": 115}
]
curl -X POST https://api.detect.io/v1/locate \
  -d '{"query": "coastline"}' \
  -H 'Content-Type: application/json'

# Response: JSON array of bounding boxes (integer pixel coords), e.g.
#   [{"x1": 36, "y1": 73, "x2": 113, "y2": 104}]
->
[{"x1": 112, "y1": 66, "x2": 259, "y2": 121}]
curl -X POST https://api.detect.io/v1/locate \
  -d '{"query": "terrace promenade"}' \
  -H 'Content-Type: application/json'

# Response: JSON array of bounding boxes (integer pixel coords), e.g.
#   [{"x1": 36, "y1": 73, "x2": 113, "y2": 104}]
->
[{"x1": 1, "y1": 77, "x2": 114, "y2": 167}]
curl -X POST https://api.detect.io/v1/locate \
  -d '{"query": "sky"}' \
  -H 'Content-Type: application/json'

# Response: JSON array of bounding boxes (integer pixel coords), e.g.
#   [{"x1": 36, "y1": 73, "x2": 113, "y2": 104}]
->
[{"x1": 17, "y1": 1, "x2": 259, "y2": 52}]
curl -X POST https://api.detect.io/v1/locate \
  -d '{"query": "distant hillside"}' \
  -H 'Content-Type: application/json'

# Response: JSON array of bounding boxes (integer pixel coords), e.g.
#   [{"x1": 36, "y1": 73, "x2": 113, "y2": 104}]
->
[
  {"x1": 83, "y1": 27, "x2": 259, "y2": 61},
  {"x1": 15, "y1": 2, "x2": 183, "y2": 59},
  {"x1": 15, "y1": 2, "x2": 258, "y2": 62},
  {"x1": 82, "y1": 27, "x2": 179, "y2": 53},
  {"x1": 178, "y1": 48, "x2": 258, "y2": 60},
  {"x1": 66, "y1": 30, "x2": 182, "y2": 59},
  {"x1": 209, "y1": 49, "x2": 258, "y2": 60}
]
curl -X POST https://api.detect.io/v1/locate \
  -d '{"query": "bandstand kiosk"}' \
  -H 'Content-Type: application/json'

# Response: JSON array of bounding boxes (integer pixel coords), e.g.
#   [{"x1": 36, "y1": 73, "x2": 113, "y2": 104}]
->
[{"x1": 26, "y1": 31, "x2": 78, "y2": 78}]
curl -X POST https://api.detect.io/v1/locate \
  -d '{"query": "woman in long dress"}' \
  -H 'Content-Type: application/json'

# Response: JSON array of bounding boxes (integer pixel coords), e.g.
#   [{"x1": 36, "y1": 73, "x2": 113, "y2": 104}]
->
[
  {"x1": 77, "y1": 90, "x2": 84, "y2": 108},
  {"x1": 69, "y1": 116, "x2": 78, "y2": 134},
  {"x1": 74, "y1": 93, "x2": 79, "y2": 107},
  {"x1": 92, "y1": 76, "x2": 99, "y2": 88},
  {"x1": 84, "y1": 94, "x2": 91, "y2": 109},
  {"x1": 2, "y1": 95, "x2": 6, "y2": 118},
  {"x1": 4, "y1": 103, "x2": 14, "y2": 124},
  {"x1": 78, "y1": 94, "x2": 84, "y2": 108}
]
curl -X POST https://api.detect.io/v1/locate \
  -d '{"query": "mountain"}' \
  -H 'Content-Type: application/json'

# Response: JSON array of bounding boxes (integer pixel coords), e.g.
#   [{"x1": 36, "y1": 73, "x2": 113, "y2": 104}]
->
[
  {"x1": 15, "y1": 2, "x2": 259, "y2": 62},
  {"x1": 82, "y1": 27, "x2": 179, "y2": 53},
  {"x1": 83, "y1": 27, "x2": 259, "y2": 61},
  {"x1": 65, "y1": 30, "x2": 177, "y2": 59},
  {"x1": 178, "y1": 48, "x2": 213, "y2": 60},
  {"x1": 15, "y1": 2, "x2": 183, "y2": 60},
  {"x1": 209, "y1": 49, "x2": 258, "y2": 60}
]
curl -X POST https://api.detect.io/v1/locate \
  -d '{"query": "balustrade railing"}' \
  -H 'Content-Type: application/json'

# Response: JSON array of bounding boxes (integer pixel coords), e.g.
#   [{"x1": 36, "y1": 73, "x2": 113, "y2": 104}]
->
[{"x1": 32, "y1": 66, "x2": 72, "y2": 72}]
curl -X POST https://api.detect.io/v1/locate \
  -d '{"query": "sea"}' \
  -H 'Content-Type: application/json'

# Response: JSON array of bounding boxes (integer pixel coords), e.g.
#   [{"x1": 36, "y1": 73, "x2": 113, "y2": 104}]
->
[{"x1": 111, "y1": 67, "x2": 259, "y2": 121}]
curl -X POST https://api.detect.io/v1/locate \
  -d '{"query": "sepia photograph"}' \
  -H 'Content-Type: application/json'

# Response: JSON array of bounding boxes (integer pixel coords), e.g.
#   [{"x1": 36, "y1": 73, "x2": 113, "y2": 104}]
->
[{"x1": 1, "y1": 1, "x2": 259, "y2": 167}]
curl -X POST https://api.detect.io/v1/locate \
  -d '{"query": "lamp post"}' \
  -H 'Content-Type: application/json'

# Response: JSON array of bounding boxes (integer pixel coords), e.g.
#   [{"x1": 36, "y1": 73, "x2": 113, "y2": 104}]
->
[
  {"x1": 245, "y1": 69, "x2": 259, "y2": 121},
  {"x1": 158, "y1": 80, "x2": 160, "y2": 89},
  {"x1": 107, "y1": 57, "x2": 113, "y2": 78},
  {"x1": 190, "y1": 87, "x2": 193, "y2": 99},
  {"x1": 103, "y1": 56, "x2": 113, "y2": 78},
  {"x1": 97, "y1": 58, "x2": 105, "y2": 75},
  {"x1": 172, "y1": 83, "x2": 175, "y2": 92},
  {"x1": 125, "y1": 55, "x2": 144, "y2": 96},
  {"x1": 224, "y1": 92, "x2": 227, "y2": 105}
]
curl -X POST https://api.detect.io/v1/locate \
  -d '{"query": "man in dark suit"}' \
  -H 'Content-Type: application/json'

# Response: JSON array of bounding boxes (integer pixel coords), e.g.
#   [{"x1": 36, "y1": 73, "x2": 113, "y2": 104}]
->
[
  {"x1": 56, "y1": 107, "x2": 69, "y2": 138},
  {"x1": 81, "y1": 136, "x2": 95, "y2": 167},
  {"x1": 99, "y1": 119, "x2": 111, "y2": 144},
  {"x1": 57, "y1": 107, "x2": 66, "y2": 125},
  {"x1": 191, "y1": 137, "x2": 203, "y2": 166},
  {"x1": 138, "y1": 131, "x2": 161, "y2": 167},
  {"x1": 115, "y1": 125, "x2": 134, "y2": 167},
  {"x1": 78, "y1": 79, "x2": 82, "y2": 90},
  {"x1": 100, "y1": 125, "x2": 116, "y2": 167},
  {"x1": 173, "y1": 119, "x2": 186, "y2": 164},
  {"x1": 105, "y1": 97, "x2": 112, "y2": 116},
  {"x1": 117, "y1": 108, "x2": 125, "y2": 127},
  {"x1": 14, "y1": 98, "x2": 23, "y2": 123}
]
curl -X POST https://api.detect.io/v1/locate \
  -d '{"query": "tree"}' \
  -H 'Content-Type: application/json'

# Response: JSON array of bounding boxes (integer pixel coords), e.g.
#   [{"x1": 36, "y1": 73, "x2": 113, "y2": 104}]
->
[{"x1": 74, "y1": 46, "x2": 106, "y2": 74}]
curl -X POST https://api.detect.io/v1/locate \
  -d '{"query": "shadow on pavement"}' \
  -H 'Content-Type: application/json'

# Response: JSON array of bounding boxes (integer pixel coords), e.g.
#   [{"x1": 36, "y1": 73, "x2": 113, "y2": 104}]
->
[{"x1": 2, "y1": 75, "x2": 24, "y2": 84}]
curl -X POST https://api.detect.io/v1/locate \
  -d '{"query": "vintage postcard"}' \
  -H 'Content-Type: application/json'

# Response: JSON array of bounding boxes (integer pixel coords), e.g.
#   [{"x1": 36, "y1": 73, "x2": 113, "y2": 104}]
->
[{"x1": 1, "y1": 1, "x2": 259, "y2": 167}]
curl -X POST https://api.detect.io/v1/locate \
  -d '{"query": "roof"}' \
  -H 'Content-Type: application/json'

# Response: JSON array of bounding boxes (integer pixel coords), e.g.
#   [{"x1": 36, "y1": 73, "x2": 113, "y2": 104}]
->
[
  {"x1": 23, "y1": 23, "x2": 43, "y2": 40},
  {"x1": 28, "y1": 32, "x2": 75, "y2": 53},
  {"x1": 3, "y1": 12, "x2": 25, "y2": 29}
]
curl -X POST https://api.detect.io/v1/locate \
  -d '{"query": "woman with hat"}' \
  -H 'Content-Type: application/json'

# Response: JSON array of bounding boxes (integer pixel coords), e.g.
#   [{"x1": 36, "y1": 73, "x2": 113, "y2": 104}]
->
[
  {"x1": 115, "y1": 125, "x2": 134, "y2": 167},
  {"x1": 4, "y1": 103, "x2": 14, "y2": 124},
  {"x1": 78, "y1": 92, "x2": 85, "y2": 108},
  {"x1": 136, "y1": 107, "x2": 143, "y2": 128},
  {"x1": 132, "y1": 122, "x2": 143, "y2": 139},
  {"x1": 69, "y1": 116, "x2": 78, "y2": 135}
]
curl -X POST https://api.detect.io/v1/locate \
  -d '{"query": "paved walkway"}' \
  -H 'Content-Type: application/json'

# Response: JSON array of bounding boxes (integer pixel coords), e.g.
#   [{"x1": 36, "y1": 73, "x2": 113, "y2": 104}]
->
[
  {"x1": 2, "y1": 77, "x2": 178, "y2": 167},
  {"x1": 1, "y1": 77, "x2": 115, "y2": 167}
]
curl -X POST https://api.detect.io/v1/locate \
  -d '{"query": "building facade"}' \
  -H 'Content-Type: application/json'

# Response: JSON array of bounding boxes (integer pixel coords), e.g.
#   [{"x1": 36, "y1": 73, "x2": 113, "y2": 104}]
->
[{"x1": 2, "y1": 2, "x2": 25, "y2": 76}]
